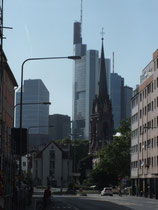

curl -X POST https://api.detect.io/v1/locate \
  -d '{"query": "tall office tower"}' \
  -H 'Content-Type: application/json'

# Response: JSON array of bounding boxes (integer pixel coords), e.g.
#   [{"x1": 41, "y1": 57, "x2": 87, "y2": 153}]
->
[
  {"x1": 85, "y1": 50, "x2": 99, "y2": 140},
  {"x1": 72, "y1": 21, "x2": 111, "y2": 140},
  {"x1": 110, "y1": 73, "x2": 133, "y2": 129},
  {"x1": 72, "y1": 21, "x2": 87, "y2": 139},
  {"x1": 16, "y1": 79, "x2": 50, "y2": 147},
  {"x1": 122, "y1": 85, "x2": 133, "y2": 120},
  {"x1": 110, "y1": 73, "x2": 124, "y2": 129},
  {"x1": 48, "y1": 114, "x2": 71, "y2": 140},
  {"x1": 89, "y1": 39, "x2": 114, "y2": 156}
]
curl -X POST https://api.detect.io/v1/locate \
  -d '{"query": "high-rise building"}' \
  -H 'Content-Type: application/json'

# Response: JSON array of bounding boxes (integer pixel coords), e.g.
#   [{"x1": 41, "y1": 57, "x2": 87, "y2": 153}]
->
[
  {"x1": 48, "y1": 114, "x2": 71, "y2": 140},
  {"x1": 16, "y1": 79, "x2": 50, "y2": 147},
  {"x1": 110, "y1": 73, "x2": 124, "y2": 129},
  {"x1": 72, "y1": 22, "x2": 111, "y2": 140},
  {"x1": 72, "y1": 22, "x2": 87, "y2": 139},
  {"x1": 110, "y1": 73, "x2": 133, "y2": 129},
  {"x1": 123, "y1": 85, "x2": 133, "y2": 120}
]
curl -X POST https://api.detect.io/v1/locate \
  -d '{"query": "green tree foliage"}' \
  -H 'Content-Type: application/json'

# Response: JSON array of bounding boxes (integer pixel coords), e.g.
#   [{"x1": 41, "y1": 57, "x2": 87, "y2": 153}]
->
[
  {"x1": 78, "y1": 155, "x2": 93, "y2": 184},
  {"x1": 86, "y1": 119, "x2": 131, "y2": 188},
  {"x1": 72, "y1": 139, "x2": 89, "y2": 172}
]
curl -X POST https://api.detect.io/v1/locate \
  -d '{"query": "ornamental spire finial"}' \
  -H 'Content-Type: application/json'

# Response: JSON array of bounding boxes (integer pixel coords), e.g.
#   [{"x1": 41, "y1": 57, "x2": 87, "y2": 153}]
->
[{"x1": 100, "y1": 27, "x2": 104, "y2": 41}]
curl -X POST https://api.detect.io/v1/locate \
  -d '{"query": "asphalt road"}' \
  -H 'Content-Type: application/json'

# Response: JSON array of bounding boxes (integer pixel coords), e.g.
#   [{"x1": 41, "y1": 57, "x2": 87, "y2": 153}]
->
[
  {"x1": 32, "y1": 192, "x2": 158, "y2": 210},
  {"x1": 55, "y1": 195, "x2": 131, "y2": 210}
]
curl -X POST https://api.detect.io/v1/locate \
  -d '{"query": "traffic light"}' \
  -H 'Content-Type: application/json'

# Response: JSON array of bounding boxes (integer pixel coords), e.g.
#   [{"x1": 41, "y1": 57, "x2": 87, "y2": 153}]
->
[{"x1": 118, "y1": 177, "x2": 121, "y2": 181}]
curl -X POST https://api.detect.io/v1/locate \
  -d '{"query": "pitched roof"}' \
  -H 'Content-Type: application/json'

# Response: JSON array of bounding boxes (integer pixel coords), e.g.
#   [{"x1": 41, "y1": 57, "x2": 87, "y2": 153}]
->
[{"x1": 35, "y1": 140, "x2": 62, "y2": 158}]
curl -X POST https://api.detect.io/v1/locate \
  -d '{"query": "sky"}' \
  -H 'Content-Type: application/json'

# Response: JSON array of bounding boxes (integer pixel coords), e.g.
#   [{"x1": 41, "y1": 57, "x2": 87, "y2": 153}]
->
[{"x1": 3, "y1": 0, "x2": 158, "y2": 118}]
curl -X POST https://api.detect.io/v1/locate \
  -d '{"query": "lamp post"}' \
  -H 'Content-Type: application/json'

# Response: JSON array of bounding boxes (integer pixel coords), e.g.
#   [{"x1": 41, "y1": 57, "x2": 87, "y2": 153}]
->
[{"x1": 18, "y1": 55, "x2": 81, "y2": 190}]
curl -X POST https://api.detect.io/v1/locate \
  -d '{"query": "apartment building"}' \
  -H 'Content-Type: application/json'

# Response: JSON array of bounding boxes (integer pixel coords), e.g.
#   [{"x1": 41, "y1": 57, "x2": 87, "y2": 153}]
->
[{"x1": 131, "y1": 49, "x2": 158, "y2": 199}]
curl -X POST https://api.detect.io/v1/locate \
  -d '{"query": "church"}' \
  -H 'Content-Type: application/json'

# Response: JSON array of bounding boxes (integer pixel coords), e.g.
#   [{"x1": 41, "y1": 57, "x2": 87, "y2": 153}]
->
[{"x1": 89, "y1": 35, "x2": 114, "y2": 160}]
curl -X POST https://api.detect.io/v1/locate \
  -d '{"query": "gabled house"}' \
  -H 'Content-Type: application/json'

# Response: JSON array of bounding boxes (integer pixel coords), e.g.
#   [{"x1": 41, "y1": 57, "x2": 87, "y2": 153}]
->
[{"x1": 32, "y1": 141, "x2": 72, "y2": 187}]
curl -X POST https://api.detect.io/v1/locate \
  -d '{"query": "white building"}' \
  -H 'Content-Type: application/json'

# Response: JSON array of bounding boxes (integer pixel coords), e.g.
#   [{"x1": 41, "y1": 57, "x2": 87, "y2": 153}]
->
[{"x1": 32, "y1": 141, "x2": 72, "y2": 187}]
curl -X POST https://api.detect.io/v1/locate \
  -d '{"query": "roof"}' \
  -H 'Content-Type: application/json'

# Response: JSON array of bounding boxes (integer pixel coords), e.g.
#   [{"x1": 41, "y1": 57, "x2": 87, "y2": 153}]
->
[{"x1": 35, "y1": 140, "x2": 62, "y2": 158}]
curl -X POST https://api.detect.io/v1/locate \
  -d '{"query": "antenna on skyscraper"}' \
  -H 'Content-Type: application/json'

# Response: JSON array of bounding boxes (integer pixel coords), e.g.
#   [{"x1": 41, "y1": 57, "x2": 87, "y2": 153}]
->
[
  {"x1": 112, "y1": 52, "x2": 114, "y2": 73},
  {"x1": 80, "y1": 0, "x2": 83, "y2": 34}
]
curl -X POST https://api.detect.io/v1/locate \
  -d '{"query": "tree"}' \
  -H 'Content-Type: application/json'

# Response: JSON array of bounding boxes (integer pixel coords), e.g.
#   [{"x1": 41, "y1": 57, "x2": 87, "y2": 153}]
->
[
  {"x1": 78, "y1": 155, "x2": 93, "y2": 184},
  {"x1": 86, "y1": 119, "x2": 131, "y2": 188}
]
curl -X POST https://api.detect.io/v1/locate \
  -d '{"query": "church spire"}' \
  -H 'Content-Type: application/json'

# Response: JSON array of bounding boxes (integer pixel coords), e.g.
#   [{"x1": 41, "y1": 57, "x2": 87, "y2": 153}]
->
[{"x1": 98, "y1": 28, "x2": 108, "y2": 99}]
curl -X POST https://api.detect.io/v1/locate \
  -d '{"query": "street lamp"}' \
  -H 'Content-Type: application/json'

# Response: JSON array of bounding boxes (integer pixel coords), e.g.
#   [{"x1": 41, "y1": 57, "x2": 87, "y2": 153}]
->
[
  {"x1": 20, "y1": 55, "x2": 81, "y2": 140},
  {"x1": 18, "y1": 55, "x2": 81, "y2": 191}
]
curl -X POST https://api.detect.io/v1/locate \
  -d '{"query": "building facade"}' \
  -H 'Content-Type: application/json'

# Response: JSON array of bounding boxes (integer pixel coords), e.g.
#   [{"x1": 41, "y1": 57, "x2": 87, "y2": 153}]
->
[
  {"x1": 0, "y1": 51, "x2": 18, "y2": 210},
  {"x1": 33, "y1": 141, "x2": 72, "y2": 188},
  {"x1": 16, "y1": 79, "x2": 50, "y2": 147},
  {"x1": 131, "y1": 49, "x2": 158, "y2": 198},
  {"x1": 48, "y1": 114, "x2": 71, "y2": 140}
]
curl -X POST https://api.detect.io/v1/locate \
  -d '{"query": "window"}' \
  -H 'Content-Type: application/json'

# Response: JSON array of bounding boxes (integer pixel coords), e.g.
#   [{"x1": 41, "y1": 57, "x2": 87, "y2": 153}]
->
[
  {"x1": 140, "y1": 109, "x2": 142, "y2": 118},
  {"x1": 139, "y1": 143, "x2": 141, "y2": 152},
  {"x1": 50, "y1": 150, "x2": 55, "y2": 159},
  {"x1": 154, "y1": 80, "x2": 156, "y2": 89},
  {"x1": 145, "y1": 89, "x2": 147, "y2": 98},
  {"x1": 140, "y1": 93, "x2": 142, "y2": 102},
  {"x1": 23, "y1": 162, "x2": 26, "y2": 167},
  {"x1": 154, "y1": 99, "x2": 156, "y2": 109}
]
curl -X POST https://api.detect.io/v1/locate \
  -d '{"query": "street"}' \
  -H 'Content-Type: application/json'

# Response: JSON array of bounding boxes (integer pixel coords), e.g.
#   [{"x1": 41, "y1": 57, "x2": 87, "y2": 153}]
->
[{"x1": 29, "y1": 191, "x2": 158, "y2": 210}]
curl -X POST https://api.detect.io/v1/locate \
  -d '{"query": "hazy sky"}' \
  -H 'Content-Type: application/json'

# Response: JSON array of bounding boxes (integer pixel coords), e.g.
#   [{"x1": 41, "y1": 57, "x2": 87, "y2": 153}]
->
[{"x1": 3, "y1": 0, "x2": 158, "y2": 118}]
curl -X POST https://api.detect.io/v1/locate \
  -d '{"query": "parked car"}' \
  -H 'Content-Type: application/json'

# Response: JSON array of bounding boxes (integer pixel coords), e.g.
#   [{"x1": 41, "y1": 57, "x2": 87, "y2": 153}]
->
[{"x1": 101, "y1": 187, "x2": 113, "y2": 196}]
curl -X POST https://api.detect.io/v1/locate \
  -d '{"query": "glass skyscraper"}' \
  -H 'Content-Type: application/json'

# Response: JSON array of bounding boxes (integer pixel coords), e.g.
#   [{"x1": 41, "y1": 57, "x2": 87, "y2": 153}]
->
[
  {"x1": 110, "y1": 73, "x2": 133, "y2": 129},
  {"x1": 72, "y1": 21, "x2": 111, "y2": 140},
  {"x1": 16, "y1": 79, "x2": 50, "y2": 146}
]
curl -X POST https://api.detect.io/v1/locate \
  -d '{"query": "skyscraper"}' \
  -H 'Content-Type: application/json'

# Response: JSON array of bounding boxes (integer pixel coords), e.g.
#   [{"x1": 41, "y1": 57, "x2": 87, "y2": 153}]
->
[
  {"x1": 72, "y1": 22, "x2": 111, "y2": 140},
  {"x1": 110, "y1": 73, "x2": 133, "y2": 129},
  {"x1": 110, "y1": 73, "x2": 124, "y2": 129},
  {"x1": 122, "y1": 85, "x2": 133, "y2": 120},
  {"x1": 16, "y1": 79, "x2": 50, "y2": 146},
  {"x1": 72, "y1": 22, "x2": 87, "y2": 139}
]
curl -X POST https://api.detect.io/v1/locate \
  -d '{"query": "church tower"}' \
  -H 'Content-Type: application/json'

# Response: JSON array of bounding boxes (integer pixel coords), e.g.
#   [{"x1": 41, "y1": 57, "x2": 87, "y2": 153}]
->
[{"x1": 89, "y1": 35, "x2": 114, "y2": 156}]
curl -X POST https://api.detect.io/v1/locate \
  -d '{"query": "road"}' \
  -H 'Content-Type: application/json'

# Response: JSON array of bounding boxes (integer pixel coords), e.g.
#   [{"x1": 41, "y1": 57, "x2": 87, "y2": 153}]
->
[{"x1": 32, "y1": 192, "x2": 158, "y2": 210}]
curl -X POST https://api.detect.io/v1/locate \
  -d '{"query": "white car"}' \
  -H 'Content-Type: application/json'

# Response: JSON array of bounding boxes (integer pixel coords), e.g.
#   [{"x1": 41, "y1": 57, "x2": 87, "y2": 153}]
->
[{"x1": 101, "y1": 187, "x2": 113, "y2": 196}]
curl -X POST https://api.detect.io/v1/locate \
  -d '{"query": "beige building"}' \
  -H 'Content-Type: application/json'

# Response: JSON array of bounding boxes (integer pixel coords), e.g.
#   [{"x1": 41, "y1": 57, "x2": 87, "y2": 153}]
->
[{"x1": 131, "y1": 49, "x2": 158, "y2": 199}]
